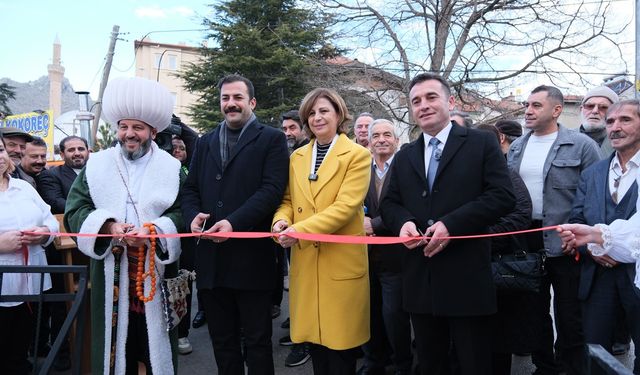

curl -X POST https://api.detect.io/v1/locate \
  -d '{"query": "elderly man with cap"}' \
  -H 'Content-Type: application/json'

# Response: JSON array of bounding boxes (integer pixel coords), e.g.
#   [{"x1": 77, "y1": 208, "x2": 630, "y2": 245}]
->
[
  {"x1": 0, "y1": 126, "x2": 34, "y2": 181},
  {"x1": 65, "y1": 77, "x2": 183, "y2": 375},
  {"x1": 579, "y1": 86, "x2": 619, "y2": 157}
]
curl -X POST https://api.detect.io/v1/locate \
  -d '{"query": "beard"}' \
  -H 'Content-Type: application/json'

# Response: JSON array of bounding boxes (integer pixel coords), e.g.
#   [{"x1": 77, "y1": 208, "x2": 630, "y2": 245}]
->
[
  {"x1": 66, "y1": 158, "x2": 87, "y2": 169},
  {"x1": 119, "y1": 137, "x2": 152, "y2": 160},
  {"x1": 287, "y1": 138, "x2": 297, "y2": 150},
  {"x1": 581, "y1": 113, "x2": 605, "y2": 132}
]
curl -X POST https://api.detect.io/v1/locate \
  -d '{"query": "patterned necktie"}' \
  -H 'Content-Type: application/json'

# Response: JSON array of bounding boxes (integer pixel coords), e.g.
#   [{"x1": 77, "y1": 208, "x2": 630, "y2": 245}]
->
[{"x1": 427, "y1": 137, "x2": 441, "y2": 191}]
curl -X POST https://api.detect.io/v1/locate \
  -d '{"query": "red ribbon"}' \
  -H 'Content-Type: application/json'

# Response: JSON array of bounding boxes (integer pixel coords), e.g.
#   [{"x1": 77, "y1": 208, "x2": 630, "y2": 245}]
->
[
  {"x1": 21, "y1": 244, "x2": 28, "y2": 265},
  {"x1": 23, "y1": 225, "x2": 561, "y2": 245}
]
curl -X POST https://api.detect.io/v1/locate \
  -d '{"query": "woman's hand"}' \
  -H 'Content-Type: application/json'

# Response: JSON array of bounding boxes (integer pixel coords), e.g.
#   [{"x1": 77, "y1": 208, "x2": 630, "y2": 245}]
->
[
  {"x1": 273, "y1": 220, "x2": 298, "y2": 248},
  {"x1": 277, "y1": 227, "x2": 299, "y2": 248},
  {"x1": 21, "y1": 226, "x2": 51, "y2": 246},
  {"x1": 272, "y1": 220, "x2": 289, "y2": 233},
  {"x1": 0, "y1": 230, "x2": 23, "y2": 253},
  {"x1": 557, "y1": 223, "x2": 602, "y2": 249}
]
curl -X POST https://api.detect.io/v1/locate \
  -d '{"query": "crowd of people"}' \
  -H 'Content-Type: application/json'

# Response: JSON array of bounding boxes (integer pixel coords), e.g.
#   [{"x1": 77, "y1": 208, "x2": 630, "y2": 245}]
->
[{"x1": 0, "y1": 71, "x2": 639, "y2": 375}]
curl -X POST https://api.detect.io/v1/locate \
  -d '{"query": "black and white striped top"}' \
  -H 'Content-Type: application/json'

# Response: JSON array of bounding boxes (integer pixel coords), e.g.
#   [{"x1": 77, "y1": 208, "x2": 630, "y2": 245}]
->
[{"x1": 314, "y1": 142, "x2": 331, "y2": 174}]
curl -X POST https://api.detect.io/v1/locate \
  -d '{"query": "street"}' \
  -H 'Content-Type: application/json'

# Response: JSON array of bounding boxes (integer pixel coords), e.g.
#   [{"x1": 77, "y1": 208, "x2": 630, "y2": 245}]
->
[{"x1": 177, "y1": 288, "x2": 636, "y2": 374}]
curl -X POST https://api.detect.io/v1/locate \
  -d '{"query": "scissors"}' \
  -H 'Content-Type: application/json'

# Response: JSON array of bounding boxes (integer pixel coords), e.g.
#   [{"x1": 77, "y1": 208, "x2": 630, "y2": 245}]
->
[
  {"x1": 196, "y1": 218, "x2": 207, "y2": 245},
  {"x1": 416, "y1": 227, "x2": 428, "y2": 247}
]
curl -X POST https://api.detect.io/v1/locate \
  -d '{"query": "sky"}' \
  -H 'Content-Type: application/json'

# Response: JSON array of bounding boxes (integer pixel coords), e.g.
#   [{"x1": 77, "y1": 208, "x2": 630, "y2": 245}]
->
[
  {"x1": 0, "y1": 0, "x2": 635, "y2": 104},
  {"x1": 0, "y1": 0, "x2": 213, "y2": 99}
]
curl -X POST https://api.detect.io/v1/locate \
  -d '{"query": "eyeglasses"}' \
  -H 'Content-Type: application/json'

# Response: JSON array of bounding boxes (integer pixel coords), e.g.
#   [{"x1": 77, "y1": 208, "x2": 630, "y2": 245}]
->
[{"x1": 582, "y1": 103, "x2": 609, "y2": 112}]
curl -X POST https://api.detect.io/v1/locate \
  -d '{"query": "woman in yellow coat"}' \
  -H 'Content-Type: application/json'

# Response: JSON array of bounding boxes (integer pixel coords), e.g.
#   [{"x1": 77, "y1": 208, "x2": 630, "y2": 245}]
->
[{"x1": 273, "y1": 88, "x2": 371, "y2": 374}]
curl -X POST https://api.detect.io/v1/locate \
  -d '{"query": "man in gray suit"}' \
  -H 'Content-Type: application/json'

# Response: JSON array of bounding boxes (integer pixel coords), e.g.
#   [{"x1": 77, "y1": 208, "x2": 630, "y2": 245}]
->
[{"x1": 568, "y1": 99, "x2": 640, "y2": 373}]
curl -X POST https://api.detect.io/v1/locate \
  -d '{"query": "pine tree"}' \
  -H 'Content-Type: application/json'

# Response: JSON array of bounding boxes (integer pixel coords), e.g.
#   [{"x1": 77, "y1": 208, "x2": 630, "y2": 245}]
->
[
  {"x1": 0, "y1": 82, "x2": 16, "y2": 116},
  {"x1": 181, "y1": 0, "x2": 339, "y2": 131}
]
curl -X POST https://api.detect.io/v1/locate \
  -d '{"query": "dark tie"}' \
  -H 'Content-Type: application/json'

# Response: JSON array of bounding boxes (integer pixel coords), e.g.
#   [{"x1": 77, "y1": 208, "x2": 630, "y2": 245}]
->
[{"x1": 427, "y1": 137, "x2": 440, "y2": 191}]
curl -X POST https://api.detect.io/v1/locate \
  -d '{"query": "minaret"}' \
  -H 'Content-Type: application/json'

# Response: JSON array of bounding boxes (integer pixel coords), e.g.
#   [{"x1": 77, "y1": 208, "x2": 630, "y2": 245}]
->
[{"x1": 48, "y1": 35, "x2": 65, "y2": 120}]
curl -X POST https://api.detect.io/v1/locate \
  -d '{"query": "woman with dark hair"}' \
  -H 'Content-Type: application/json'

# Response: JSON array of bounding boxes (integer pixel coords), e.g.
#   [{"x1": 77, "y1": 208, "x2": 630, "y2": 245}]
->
[
  {"x1": 0, "y1": 134, "x2": 58, "y2": 374},
  {"x1": 273, "y1": 88, "x2": 371, "y2": 374},
  {"x1": 476, "y1": 124, "x2": 540, "y2": 374}
]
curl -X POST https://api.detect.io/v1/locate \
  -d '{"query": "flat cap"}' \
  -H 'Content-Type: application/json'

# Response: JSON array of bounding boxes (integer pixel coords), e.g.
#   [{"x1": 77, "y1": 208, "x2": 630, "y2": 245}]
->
[
  {"x1": 0, "y1": 126, "x2": 34, "y2": 141},
  {"x1": 495, "y1": 120, "x2": 523, "y2": 137}
]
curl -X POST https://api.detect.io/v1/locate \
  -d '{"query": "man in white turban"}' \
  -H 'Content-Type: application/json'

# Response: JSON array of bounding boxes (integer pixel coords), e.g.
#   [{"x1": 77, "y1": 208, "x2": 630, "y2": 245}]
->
[{"x1": 65, "y1": 77, "x2": 183, "y2": 374}]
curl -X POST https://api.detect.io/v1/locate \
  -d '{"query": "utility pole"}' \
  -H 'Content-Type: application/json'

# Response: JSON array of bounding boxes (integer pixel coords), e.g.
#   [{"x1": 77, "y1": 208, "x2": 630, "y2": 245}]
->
[{"x1": 92, "y1": 25, "x2": 120, "y2": 148}]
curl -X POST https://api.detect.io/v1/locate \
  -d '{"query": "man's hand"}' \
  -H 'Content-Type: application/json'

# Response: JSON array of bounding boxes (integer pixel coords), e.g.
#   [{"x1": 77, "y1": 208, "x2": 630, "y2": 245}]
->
[
  {"x1": 21, "y1": 226, "x2": 51, "y2": 245},
  {"x1": 103, "y1": 222, "x2": 135, "y2": 243},
  {"x1": 204, "y1": 219, "x2": 233, "y2": 243},
  {"x1": 422, "y1": 221, "x2": 450, "y2": 258},
  {"x1": 0, "y1": 230, "x2": 23, "y2": 253},
  {"x1": 364, "y1": 216, "x2": 374, "y2": 236},
  {"x1": 591, "y1": 253, "x2": 619, "y2": 269},
  {"x1": 190, "y1": 213, "x2": 210, "y2": 233},
  {"x1": 125, "y1": 226, "x2": 151, "y2": 248},
  {"x1": 399, "y1": 221, "x2": 425, "y2": 249}
]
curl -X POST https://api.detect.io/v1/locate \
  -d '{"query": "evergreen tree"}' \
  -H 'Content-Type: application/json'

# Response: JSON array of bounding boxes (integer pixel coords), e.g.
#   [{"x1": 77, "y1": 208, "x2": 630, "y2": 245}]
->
[
  {"x1": 181, "y1": 0, "x2": 339, "y2": 130},
  {"x1": 0, "y1": 82, "x2": 16, "y2": 116}
]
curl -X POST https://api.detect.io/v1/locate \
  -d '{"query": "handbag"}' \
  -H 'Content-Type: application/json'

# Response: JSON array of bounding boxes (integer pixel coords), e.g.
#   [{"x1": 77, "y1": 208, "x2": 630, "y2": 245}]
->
[
  {"x1": 491, "y1": 250, "x2": 546, "y2": 292},
  {"x1": 160, "y1": 269, "x2": 196, "y2": 331}
]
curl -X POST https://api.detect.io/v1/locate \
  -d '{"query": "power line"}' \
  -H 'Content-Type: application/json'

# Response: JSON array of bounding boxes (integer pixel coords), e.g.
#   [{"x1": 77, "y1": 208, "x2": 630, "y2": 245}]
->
[
  {"x1": 332, "y1": 63, "x2": 632, "y2": 77},
  {"x1": 110, "y1": 28, "x2": 210, "y2": 76}
]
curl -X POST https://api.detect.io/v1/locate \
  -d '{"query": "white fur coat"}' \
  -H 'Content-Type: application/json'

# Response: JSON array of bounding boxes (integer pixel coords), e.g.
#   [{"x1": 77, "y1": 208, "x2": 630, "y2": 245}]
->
[{"x1": 76, "y1": 143, "x2": 181, "y2": 375}]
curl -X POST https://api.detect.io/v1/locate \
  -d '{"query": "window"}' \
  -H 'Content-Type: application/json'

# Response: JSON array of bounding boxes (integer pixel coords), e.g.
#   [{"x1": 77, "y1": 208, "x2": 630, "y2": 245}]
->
[
  {"x1": 154, "y1": 53, "x2": 162, "y2": 69},
  {"x1": 167, "y1": 55, "x2": 177, "y2": 70}
]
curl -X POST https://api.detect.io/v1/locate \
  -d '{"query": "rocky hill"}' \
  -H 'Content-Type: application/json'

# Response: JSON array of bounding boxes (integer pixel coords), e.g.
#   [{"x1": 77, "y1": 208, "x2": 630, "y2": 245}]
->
[{"x1": 0, "y1": 76, "x2": 87, "y2": 116}]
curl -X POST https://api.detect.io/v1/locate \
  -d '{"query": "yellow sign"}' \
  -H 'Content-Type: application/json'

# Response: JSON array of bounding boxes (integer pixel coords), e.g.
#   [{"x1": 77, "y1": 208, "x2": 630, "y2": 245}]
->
[{"x1": 0, "y1": 110, "x2": 55, "y2": 160}]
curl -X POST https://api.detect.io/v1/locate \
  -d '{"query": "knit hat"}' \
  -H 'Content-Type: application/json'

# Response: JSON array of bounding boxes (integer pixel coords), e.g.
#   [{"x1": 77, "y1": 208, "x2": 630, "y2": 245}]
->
[
  {"x1": 495, "y1": 120, "x2": 523, "y2": 137},
  {"x1": 102, "y1": 77, "x2": 174, "y2": 132},
  {"x1": 581, "y1": 86, "x2": 619, "y2": 105}
]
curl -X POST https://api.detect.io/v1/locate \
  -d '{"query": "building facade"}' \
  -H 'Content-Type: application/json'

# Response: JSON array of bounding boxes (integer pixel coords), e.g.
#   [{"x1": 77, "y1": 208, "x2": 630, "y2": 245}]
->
[{"x1": 134, "y1": 38, "x2": 203, "y2": 126}]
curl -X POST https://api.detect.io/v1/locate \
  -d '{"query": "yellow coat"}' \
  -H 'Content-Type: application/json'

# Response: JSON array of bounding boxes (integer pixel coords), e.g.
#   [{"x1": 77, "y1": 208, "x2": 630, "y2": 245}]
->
[{"x1": 273, "y1": 134, "x2": 371, "y2": 350}]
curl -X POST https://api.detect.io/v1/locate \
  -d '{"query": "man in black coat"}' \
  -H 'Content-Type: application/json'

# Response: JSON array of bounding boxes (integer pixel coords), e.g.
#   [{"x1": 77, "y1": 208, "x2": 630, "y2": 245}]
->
[
  {"x1": 181, "y1": 74, "x2": 289, "y2": 375},
  {"x1": 380, "y1": 73, "x2": 515, "y2": 375},
  {"x1": 37, "y1": 136, "x2": 89, "y2": 214}
]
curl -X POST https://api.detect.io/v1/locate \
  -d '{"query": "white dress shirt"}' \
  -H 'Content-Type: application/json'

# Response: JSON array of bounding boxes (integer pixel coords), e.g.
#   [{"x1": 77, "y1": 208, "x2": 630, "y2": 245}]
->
[
  {"x1": 608, "y1": 150, "x2": 640, "y2": 203},
  {"x1": 422, "y1": 123, "x2": 452, "y2": 179},
  {"x1": 0, "y1": 176, "x2": 58, "y2": 306},
  {"x1": 373, "y1": 155, "x2": 394, "y2": 179}
]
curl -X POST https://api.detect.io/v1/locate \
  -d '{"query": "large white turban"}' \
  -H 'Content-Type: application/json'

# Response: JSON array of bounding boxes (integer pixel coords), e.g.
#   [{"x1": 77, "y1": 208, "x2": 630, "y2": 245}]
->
[{"x1": 102, "y1": 77, "x2": 174, "y2": 132}]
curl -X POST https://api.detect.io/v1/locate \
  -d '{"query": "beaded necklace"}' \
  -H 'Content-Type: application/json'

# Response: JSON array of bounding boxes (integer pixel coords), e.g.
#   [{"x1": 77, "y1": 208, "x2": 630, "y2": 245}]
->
[{"x1": 135, "y1": 223, "x2": 157, "y2": 302}]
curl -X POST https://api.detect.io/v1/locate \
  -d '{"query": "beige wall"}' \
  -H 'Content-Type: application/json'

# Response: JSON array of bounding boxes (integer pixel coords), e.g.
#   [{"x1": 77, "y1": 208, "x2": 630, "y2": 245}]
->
[
  {"x1": 134, "y1": 39, "x2": 202, "y2": 127},
  {"x1": 559, "y1": 101, "x2": 581, "y2": 130}
]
